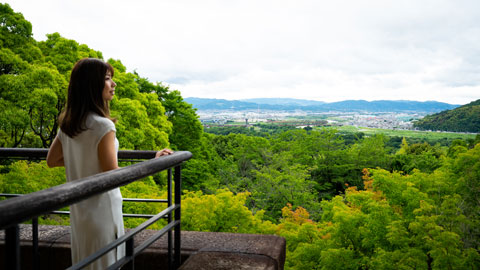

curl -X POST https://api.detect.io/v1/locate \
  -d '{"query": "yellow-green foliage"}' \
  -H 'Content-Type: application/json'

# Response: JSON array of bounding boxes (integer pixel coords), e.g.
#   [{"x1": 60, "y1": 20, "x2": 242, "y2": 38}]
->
[
  {"x1": 0, "y1": 160, "x2": 68, "y2": 224},
  {"x1": 0, "y1": 160, "x2": 65, "y2": 194},
  {"x1": 278, "y1": 151, "x2": 480, "y2": 270},
  {"x1": 181, "y1": 189, "x2": 276, "y2": 234},
  {"x1": 120, "y1": 176, "x2": 168, "y2": 230}
]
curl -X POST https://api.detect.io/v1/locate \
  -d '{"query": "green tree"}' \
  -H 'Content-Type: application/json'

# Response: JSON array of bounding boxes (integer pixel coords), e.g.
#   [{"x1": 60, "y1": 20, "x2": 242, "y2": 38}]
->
[
  {"x1": 25, "y1": 66, "x2": 67, "y2": 147},
  {"x1": 107, "y1": 60, "x2": 172, "y2": 151},
  {"x1": 181, "y1": 189, "x2": 275, "y2": 234},
  {"x1": 135, "y1": 76, "x2": 210, "y2": 191},
  {"x1": 391, "y1": 142, "x2": 444, "y2": 174},
  {"x1": 0, "y1": 49, "x2": 67, "y2": 147},
  {"x1": 39, "y1": 32, "x2": 102, "y2": 78},
  {"x1": 249, "y1": 152, "x2": 319, "y2": 220},
  {"x1": 449, "y1": 144, "x2": 480, "y2": 250},
  {"x1": 112, "y1": 98, "x2": 170, "y2": 150},
  {"x1": 0, "y1": 99, "x2": 29, "y2": 147},
  {"x1": 0, "y1": 48, "x2": 30, "y2": 147},
  {"x1": 0, "y1": 3, "x2": 42, "y2": 62}
]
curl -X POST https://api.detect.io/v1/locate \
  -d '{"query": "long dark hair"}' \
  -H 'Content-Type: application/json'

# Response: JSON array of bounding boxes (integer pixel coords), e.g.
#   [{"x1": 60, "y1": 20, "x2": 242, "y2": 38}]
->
[{"x1": 59, "y1": 58, "x2": 115, "y2": 137}]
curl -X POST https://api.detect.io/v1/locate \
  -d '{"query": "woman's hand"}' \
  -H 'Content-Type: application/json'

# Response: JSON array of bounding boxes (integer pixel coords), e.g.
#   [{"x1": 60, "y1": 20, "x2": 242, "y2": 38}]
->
[{"x1": 155, "y1": 148, "x2": 174, "y2": 158}]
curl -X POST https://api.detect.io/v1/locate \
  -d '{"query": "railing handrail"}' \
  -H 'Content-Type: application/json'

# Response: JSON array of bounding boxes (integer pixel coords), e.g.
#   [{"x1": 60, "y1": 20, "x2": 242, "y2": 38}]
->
[
  {"x1": 0, "y1": 194, "x2": 170, "y2": 218},
  {"x1": 0, "y1": 194, "x2": 168, "y2": 203},
  {"x1": 0, "y1": 150, "x2": 192, "y2": 229},
  {"x1": 0, "y1": 147, "x2": 159, "y2": 160}
]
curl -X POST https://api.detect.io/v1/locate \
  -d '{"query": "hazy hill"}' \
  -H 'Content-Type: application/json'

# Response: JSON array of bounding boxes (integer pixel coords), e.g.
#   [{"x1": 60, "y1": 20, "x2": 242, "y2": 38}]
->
[
  {"x1": 242, "y1": 98, "x2": 325, "y2": 106},
  {"x1": 185, "y1": 97, "x2": 458, "y2": 113},
  {"x1": 414, "y1": 99, "x2": 480, "y2": 133},
  {"x1": 319, "y1": 100, "x2": 458, "y2": 112},
  {"x1": 184, "y1": 97, "x2": 261, "y2": 110}
]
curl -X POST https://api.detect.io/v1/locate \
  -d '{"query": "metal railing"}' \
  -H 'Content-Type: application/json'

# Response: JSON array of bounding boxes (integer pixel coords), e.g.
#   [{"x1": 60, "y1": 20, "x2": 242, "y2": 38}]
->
[
  {"x1": 0, "y1": 148, "x2": 192, "y2": 270},
  {"x1": 0, "y1": 194, "x2": 168, "y2": 219}
]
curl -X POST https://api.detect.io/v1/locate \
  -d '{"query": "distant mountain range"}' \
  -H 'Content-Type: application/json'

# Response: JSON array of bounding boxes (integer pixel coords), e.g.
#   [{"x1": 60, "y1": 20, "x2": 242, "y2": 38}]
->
[
  {"x1": 242, "y1": 98, "x2": 326, "y2": 106},
  {"x1": 184, "y1": 97, "x2": 459, "y2": 113},
  {"x1": 414, "y1": 99, "x2": 480, "y2": 133}
]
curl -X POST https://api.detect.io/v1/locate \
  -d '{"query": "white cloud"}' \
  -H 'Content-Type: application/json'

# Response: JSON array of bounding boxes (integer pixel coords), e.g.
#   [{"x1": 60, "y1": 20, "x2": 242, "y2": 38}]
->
[{"x1": 6, "y1": 0, "x2": 480, "y2": 104}]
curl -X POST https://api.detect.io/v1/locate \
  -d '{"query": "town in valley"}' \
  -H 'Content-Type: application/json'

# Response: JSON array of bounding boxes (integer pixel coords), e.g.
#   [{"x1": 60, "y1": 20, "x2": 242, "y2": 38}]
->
[{"x1": 198, "y1": 109, "x2": 420, "y2": 130}]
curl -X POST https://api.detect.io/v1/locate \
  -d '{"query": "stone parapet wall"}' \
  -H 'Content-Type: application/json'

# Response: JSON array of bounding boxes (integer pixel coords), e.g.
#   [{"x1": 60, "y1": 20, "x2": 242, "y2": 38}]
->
[{"x1": 0, "y1": 225, "x2": 285, "y2": 270}]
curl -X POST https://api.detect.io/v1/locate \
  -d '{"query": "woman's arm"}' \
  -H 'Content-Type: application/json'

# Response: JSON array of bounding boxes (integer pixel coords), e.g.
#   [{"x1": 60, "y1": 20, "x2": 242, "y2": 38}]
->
[
  {"x1": 98, "y1": 131, "x2": 119, "y2": 172},
  {"x1": 46, "y1": 137, "x2": 64, "y2": 167}
]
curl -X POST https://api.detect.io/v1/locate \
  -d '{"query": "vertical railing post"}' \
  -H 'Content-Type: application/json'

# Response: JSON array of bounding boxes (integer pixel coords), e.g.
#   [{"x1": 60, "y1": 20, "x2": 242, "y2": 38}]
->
[
  {"x1": 32, "y1": 217, "x2": 39, "y2": 270},
  {"x1": 124, "y1": 238, "x2": 135, "y2": 270},
  {"x1": 174, "y1": 165, "x2": 182, "y2": 269},
  {"x1": 167, "y1": 168, "x2": 173, "y2": 270},
  {"x1": 5, "y1": 224, "x2": 20, "y2": 270}
]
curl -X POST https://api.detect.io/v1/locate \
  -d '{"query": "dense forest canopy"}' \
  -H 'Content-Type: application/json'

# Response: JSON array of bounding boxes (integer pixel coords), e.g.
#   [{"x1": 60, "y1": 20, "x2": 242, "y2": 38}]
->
[
  {"x1": 1, "y1": 4, "x2": 479, "y2": 269},
  {"x1": 414, "y1": 99, "x2": 480, "y2": 133}
]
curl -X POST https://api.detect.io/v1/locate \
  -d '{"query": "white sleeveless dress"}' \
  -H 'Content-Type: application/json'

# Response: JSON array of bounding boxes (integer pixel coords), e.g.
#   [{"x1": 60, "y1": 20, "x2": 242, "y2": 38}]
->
[{"x1": 58, "y1": 113, "x2": 125, "y2": 270}]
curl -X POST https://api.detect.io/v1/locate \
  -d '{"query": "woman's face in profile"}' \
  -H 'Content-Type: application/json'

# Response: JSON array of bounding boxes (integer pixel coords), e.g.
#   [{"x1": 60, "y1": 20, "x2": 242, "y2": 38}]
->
[{"x1": 102, "y1": 71, "x2": 116, "y2": 101}]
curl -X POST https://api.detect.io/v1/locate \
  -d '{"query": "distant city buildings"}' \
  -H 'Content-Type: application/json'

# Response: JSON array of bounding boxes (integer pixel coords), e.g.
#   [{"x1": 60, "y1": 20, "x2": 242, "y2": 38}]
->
[
  {"x1": 198, "y1": 110, "x2": 422, "y2": 130},
  {"x1": 344, "y1": 113, "x2": 415, "y2": 130}
]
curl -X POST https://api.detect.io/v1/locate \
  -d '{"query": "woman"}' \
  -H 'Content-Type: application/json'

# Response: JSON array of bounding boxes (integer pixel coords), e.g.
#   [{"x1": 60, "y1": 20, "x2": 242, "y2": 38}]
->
[{"x1": 47, "y1": 58, "x2": 172, "y2": 269}]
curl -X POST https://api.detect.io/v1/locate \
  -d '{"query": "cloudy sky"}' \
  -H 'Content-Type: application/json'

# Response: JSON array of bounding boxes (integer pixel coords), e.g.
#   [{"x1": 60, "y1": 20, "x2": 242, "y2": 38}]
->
[{"x1": 6, "y1": 0, "x2": 480, "y2": 104}]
